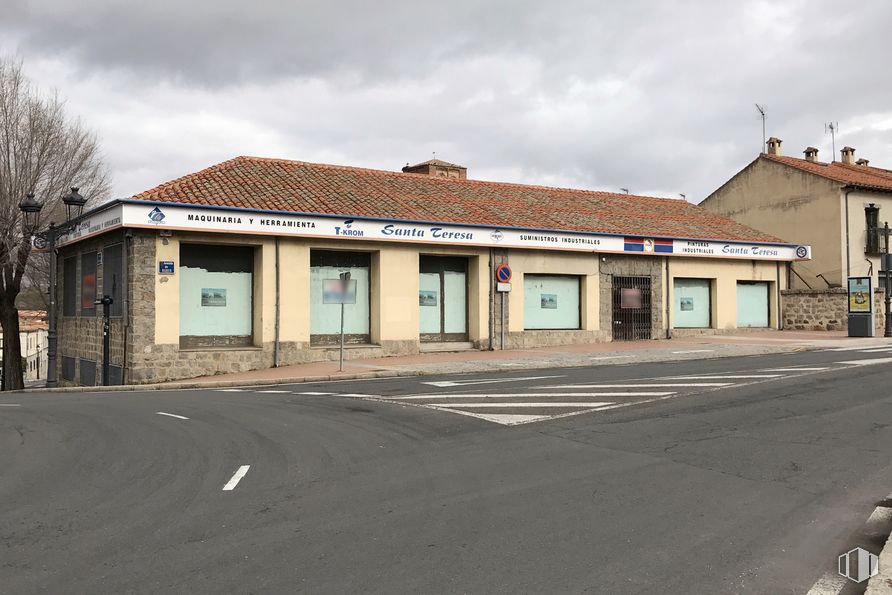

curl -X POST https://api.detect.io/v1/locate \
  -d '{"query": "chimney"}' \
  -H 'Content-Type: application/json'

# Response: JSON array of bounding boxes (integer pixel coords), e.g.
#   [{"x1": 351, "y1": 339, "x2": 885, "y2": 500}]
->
[
  {"x1": 841, "y1": 146, "x2": 856, "y2": 165},
  {"x1": 766, "y1": 137, "x2": 783, "y2": 156},
  {"x1": 856, "y1": 158, "x2": 870, "y2": 166},
  {"x1": 402, "y1": 159, "x2": 467, "y2": 179},
  {"x1": 803, "y1": 147, "x2": 819, "y2": 162}
]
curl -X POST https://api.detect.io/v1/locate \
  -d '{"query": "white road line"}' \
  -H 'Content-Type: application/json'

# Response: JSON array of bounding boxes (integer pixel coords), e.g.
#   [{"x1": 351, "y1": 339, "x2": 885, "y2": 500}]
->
[
  {"x1": 295, "y1": 391, "x2": 334, "y2": 395},
  {"x1": 762, "y1": 367, "x2": 829, "y2": 372},
  {"x1": 217, "y1": 388, "x2": 245, "y2": 392},
  {"x1": 670, "y1": 349, "x2": 715, "y2": 354},
  {"x1": 428, "y1": 402, "x2": 615, "y2": 408},
  {"x1": 340, "y1": 393, "x2": 377, "y2": 397},
  {"x1": 422, "y1": 375, "x2": 564, "y2": 388},
  {"x1": 0, "y1": 403, "x2": 21, "y2": 407},
  {"x1": 667, "y1": 374, "x2": 784, "y2": 379},
  {"x1": 155, "y1": 411, "x2": 189, "y2": 420},
  {"x1": 222, "y1": 465, "x2": 250, "y2": 491},
  {"x1": 825, "y1": 345, "x2": 891, "y2": 351},
  {"x1": 390, "y1": 392, "x2": 675, "y2": 400},
  {"x1": 857, "y1": 347, "x2": 892, "y2": 353},
  {"x1": 538, "y1": 383, "x2": 732, "y2": 388},
  {"x1": 838, "y1": 357, "x2": 892, "y2": 366},
  {"x1": 256, "y1": 389, "x2": 291, "y2": 393}
]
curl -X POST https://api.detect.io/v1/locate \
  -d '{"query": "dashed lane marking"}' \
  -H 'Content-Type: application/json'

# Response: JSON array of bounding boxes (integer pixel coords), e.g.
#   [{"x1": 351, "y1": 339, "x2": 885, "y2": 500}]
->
[
  {"x1": 667, "y1": 374, "x2": 784, "y2": 379},
  {"x1": 295, "y1": 392, "x2": 334, "y2": 395},
  {"x1": 424, "y1": 402, "x2": 615, "y2": 408},
  {"x1": 537, "y1": 383, "x2": 732, "y2": 388},
  {"x1": 257, "y1": 390, "x2": 291, "y2": 393},
  {"x1": 222, "y1": 465, "x2": 251, "y2": 491},
  {"x1": 838, "y1": 357, "x2": 892, "y2": 366},
  {"x1": 339, "y1": 393, "x2": 377, "y2": 397},
  {"x1": 762, "y1": 367, "x2": 829, "y2": 372},
  {"x1": 422, "y1": 375, "x2": 564, "y2": 388},
  {"x1": 0, "y1": 403, "x2": 21, "y2": 407},
  {"x1": 389, "y1": 392, "x2": 675, "y2": 400},
  {"x1": 217, "y1": 389, "x2": 245, "y2": 392},
  {"x1": 156, "y1": 411, "x2": 189, "y2": 420}
]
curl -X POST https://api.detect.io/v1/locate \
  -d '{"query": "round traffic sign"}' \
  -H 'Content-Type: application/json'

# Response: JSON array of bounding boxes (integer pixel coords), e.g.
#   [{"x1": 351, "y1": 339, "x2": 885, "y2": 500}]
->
[{"x1": 496, "y1": 263, "x2": 512, "y2": 283}]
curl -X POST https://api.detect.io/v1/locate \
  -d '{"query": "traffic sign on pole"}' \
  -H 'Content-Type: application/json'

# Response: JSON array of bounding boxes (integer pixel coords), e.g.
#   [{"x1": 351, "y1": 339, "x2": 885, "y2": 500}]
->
[{"x1": 495, "y1": 264, "x2": 512, "y2": 283}]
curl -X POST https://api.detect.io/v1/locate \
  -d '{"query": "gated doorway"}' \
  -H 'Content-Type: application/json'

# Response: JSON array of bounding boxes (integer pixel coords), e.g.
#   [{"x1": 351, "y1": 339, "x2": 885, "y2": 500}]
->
[
  {"x1": 419, "y1": 255, "x2": 469, "y2": 342},
  {"x1": 612, "y1": 276, "x2": 652, "y2": 340}
]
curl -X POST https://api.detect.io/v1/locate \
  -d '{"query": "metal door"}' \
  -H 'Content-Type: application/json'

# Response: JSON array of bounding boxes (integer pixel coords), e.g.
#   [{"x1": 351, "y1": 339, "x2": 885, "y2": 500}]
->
[{"x1": 612, "y1": 276, "x2": 652, "y2": 341}]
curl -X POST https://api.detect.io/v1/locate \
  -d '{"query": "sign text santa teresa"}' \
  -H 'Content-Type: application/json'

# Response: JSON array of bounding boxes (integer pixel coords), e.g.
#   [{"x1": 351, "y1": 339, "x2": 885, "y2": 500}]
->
[{"x1": 54, "y1": 201, "x2": 812, "y2": 262}]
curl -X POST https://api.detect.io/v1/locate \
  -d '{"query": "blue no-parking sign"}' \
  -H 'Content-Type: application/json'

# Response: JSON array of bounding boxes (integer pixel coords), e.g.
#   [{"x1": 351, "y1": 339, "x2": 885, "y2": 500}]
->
[{"x1": 496, "y1": 264, "x2": 512, "y2": 283}]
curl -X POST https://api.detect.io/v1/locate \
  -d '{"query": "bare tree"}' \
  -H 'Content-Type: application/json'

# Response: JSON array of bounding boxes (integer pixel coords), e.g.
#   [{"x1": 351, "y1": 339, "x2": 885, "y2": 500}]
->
[{"x1": 0, "y1": 57, "x2": 109, "y2": 390}]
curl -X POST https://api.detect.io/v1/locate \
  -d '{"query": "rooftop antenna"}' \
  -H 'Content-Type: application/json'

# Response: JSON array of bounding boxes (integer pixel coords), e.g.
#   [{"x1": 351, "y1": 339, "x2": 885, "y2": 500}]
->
[
  {"x1": 620, "y1": 188, "x2": 629, "y2": 194},
  {"x1": 825, "y1": 122, "x2": 839, "y2": 158},
  {"x1": 679, "y1": 193, "x2": 687, "y2": 201},
  {"x1": 755, "y1": 104, "x2": 766, "y2": 153}
]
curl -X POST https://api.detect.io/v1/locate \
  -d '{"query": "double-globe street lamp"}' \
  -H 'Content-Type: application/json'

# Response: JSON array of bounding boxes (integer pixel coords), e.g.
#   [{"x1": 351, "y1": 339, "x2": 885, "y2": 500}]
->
[{"x1": 19, "y1": 187, "x2": 88, "y2": 388}]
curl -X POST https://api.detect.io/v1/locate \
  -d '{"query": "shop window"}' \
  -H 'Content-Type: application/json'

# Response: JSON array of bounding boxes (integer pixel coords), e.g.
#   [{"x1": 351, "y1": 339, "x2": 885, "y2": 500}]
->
[
  {"x1": 673, "y1": 278, "x2": 712, "y2": 328},
  {"x1": 523, "y1": 275, "x2": 581, "y2": 330},
  {"x1": 310, "y1": 250, "x2": 371, "y2": 345},
  {"x1": 179, "y1": 244, "x2": 254, "y2": 348},
  {"x1": 81, "y1": 252, "x2": 97, "y2": 316},
  {"x1": 736, "y1": 281, "x2": 770, "y2": 328},
  {"x1": 102, "y1": 243, "x2": 124, "y2": 317},
  {"x1": 63, "y1": 256, "x2": 77, "y2": 317}
]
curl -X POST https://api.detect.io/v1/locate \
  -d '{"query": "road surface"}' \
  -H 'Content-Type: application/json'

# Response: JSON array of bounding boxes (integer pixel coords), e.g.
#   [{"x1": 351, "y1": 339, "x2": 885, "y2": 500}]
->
[{"x1": 3, "y1": 346, "x2": 892, "y2": 593}]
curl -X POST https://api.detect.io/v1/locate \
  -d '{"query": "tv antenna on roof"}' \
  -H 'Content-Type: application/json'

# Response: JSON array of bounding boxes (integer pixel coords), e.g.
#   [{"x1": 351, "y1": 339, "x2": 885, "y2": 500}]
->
[
  {"x1": 620, "y1": 188, "x2": 629, "y2": 194},
  {"x1": 825, "y1": 122, "x2": 839, "y2": 158},
  {"x1": 755, "y1": 104, "x2": 766, "y2": 153}
]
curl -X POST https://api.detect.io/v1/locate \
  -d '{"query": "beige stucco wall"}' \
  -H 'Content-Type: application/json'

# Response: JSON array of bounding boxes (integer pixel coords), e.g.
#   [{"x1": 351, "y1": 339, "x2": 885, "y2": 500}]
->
[
  {"x1": 155, "y1": 233, "x2": 793, "y2": 347},
  {"x1": 701, "y1": 157, "x2": 842, "y2": 288},
  {"x1": 154, "y1": 234, "x2": 493, "y2": 350},
  {"x1": 667, "y1": 258, "x2": 785, "y2": 330},
  {"x1": 843, "y1": 190, "x2": 892, "y2": 284}
]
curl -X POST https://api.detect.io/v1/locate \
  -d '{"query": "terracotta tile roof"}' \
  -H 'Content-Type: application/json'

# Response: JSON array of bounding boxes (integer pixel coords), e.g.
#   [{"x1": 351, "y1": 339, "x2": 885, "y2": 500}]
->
[
  {"x1": 132, "y1": 156, "x2": 787, "y2": 243},
  {"x1": 18, "y1": 310, "x2": 47, "y2": 332},
  {"x1": 764, "y1": 154, "x2": 892, "y2": 192}
]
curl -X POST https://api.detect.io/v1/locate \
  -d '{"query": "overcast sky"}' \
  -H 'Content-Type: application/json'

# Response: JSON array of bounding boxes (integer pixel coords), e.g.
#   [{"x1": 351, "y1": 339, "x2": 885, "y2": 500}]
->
[{"x1": 3, "y1": 0, "x2": 892, "y2": 203}]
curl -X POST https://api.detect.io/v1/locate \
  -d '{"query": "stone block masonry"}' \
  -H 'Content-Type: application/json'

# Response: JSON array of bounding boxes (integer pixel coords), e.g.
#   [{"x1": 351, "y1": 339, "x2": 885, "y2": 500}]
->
[{"x1": 782, "y1": 288, "x2": 886, "y2": 334}]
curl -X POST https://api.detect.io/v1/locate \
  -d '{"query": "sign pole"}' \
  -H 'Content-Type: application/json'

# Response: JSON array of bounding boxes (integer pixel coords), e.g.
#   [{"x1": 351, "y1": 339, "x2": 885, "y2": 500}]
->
[
  {"x1": 338, "y1": 271, "x2": 351, "y2": 372},
  {"x1": 500, "y1": 292, "x2": 506, "y2": 350}
]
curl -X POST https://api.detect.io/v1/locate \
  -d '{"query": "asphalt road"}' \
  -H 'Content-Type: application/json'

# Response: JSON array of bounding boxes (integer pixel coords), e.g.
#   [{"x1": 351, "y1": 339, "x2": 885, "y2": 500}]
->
[{"x1": 3, "y1": 346, "x2": 892, "y2": 594}]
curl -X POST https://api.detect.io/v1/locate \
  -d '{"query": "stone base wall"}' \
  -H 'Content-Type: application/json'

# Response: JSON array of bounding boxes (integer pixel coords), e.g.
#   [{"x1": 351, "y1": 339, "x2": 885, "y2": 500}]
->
[
  {"x1": 504, "y1": 329, "x2": 611, "y2": 349},
  {"x1": 782, "y1": 288, "x2": 885, "y2": 334}
]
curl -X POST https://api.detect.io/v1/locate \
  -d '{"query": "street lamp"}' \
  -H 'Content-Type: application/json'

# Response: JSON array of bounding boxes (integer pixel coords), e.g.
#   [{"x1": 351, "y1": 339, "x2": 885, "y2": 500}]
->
[{"x1": 19, "y1": 187, "x2": 88, "y2": 388}]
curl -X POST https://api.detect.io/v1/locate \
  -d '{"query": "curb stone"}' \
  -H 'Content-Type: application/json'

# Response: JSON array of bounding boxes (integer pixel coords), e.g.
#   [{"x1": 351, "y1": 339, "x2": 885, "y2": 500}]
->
[{"x1": 7, "y1": 341, "x2": 827, "y2": 395}]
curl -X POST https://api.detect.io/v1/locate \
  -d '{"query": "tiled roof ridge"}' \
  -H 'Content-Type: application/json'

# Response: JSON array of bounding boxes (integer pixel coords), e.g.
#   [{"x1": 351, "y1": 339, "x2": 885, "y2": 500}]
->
[
  {"x1": 197, "y1": 155, "x2": 687, "y2": 204},
  {"x1": 763, "y1": 154, "x2": 892, "y2": 190}
]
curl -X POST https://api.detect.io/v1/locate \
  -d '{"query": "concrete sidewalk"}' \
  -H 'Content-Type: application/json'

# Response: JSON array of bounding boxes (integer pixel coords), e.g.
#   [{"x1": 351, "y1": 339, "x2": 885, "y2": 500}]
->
[{"x1": 164, "y1": 329, "x2": 889, "y2": 388}]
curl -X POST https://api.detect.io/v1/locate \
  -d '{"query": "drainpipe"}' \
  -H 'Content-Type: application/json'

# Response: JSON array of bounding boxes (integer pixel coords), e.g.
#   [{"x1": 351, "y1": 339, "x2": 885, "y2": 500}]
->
[
  {"x1": 844, "y1": 188, "x2": 852, "y2": 279},
  {"x1": 274, "y1": 237, "x2": 281, "y2": 367},
  {"x1": 664, "y1": 257, "x2": 671, "y2": 339},
  {"x1": 488, "y1": 248, "x2": 495, "y2": 350},
  {"x1": 122, "y1": 230, "x2": 132, "y2": 384},
  {"x1": 776, "y1": 261, "x2": 782, "y2": 330}
]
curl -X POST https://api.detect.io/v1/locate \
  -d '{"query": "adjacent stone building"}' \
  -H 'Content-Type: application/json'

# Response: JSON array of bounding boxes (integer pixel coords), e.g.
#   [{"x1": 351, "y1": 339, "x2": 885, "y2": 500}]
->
[
  {"x1": 701, "y1": 137, "x2": 892, "y2": 289},
  {"x1": 54, "y1": 156, "x2": 811, "y2": 385}
]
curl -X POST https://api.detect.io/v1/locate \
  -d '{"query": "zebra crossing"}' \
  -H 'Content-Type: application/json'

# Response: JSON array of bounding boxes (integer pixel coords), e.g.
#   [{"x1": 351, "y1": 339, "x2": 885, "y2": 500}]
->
[
  {"x1": 350, "y1": 363, "x2": 852, "y2": 426},
  {"x1": 211, "y1": 353, "x2": 891, "y2": 427}
]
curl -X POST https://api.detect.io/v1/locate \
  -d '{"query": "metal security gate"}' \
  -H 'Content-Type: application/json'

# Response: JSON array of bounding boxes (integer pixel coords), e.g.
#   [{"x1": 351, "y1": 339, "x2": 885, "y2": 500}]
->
[{"x1": 612, "y1": 276, "x2": 652, "y2": 341}]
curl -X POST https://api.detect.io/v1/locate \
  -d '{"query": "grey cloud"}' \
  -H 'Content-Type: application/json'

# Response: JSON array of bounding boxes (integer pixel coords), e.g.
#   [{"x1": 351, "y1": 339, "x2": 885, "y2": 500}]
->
[{"x1": 4, "y1": 0, "x2": 892, "y2": 204}]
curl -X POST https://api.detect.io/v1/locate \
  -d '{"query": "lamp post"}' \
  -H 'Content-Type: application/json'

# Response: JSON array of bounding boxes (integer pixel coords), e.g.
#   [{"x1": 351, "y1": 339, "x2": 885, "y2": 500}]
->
[
  {"x1": 19, "y1": 187, "x2": 88, "y2": 388},
  {"x1": 884, "y1": 222, "x2": 892, "y2": 338}
]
